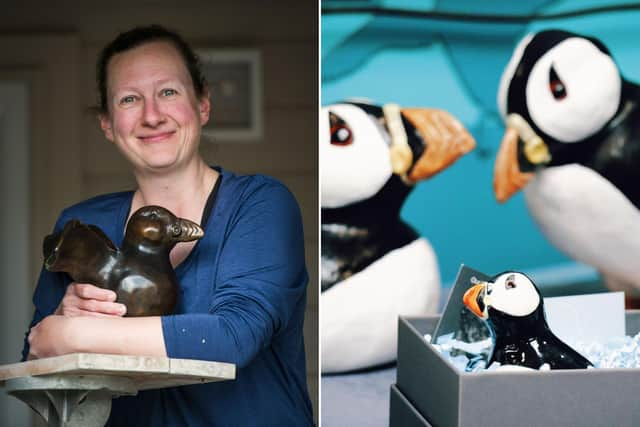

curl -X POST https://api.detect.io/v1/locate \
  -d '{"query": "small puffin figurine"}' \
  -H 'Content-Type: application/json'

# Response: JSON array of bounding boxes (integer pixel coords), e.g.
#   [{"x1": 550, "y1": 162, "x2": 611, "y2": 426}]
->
[
  {"x1": 463, "y1": 271, "x2": 592, "y2": 370},
  {"x1": 321, "y1": 100, "x2": 475, "y2": 373},
  {"x1": 43, "y1": 206, "x2": 204, "y2": 316},
  {"x1": 495, "y1": 29, "x2": 640, "y2": 294}
]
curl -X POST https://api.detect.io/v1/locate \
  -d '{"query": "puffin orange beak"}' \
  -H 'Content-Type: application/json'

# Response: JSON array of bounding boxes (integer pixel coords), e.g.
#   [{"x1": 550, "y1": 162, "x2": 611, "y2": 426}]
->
[
  {"x1": 463, "y1": 283, "x2": 487, "y2": 318},
  {"x1": 401, "y1": 108, "x2": 476, "y2": 182},
  {"x1": 494, "y1": 127, "x2": 534, "y2": 202}
]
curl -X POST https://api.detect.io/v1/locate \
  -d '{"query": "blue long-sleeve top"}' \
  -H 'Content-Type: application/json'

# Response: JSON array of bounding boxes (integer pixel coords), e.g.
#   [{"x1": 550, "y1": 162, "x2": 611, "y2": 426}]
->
[{"x1": 22, "y1": 167, "x2": 314, "y2": 426}]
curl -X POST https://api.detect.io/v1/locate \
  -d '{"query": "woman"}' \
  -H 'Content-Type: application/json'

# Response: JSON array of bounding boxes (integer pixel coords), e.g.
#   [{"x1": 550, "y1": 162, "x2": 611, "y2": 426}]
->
[{"x1": 23, "y1": 25, "x2": 313, "y2": 426}]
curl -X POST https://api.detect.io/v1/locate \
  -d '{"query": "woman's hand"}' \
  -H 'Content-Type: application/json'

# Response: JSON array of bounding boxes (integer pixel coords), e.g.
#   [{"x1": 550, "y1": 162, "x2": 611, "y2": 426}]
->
[
  {"x1": 28, "y1": 315, "x2": 78, "y2": 359},
  {"x1": 27, "y1": 285, "x2": 129, "y2": 359},
  {"x1": 55, "y1": 283, "x2": 126, "y2": 317},
  {"x1": 28, "y1": 315, "x2": 166, "y2": 360}
]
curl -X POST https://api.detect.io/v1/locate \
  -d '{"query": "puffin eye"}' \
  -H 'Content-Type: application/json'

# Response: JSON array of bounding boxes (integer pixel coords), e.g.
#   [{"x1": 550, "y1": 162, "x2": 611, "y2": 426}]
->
[
  {"x1": 329, "y1": 112, "x2": 353, "y2": 146},
  {"x1": 505, "y1": 274, "x2": 517, "y2": 289},
  {"x1": 549, "y1": 65, "x2": 567, "y2": 101}
]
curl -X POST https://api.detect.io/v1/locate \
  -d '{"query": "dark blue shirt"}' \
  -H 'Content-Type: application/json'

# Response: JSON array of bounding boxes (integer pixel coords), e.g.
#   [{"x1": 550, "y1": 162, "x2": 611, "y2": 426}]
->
[{"x1": 23, "y1": 168, "x2": 314, "y2": 426}]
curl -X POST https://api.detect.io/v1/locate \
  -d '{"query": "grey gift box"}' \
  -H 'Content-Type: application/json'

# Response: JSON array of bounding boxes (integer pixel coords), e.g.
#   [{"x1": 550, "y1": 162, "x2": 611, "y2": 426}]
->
[{"x1": 391, "y1": 312, "x2": 640, "y2": 427}]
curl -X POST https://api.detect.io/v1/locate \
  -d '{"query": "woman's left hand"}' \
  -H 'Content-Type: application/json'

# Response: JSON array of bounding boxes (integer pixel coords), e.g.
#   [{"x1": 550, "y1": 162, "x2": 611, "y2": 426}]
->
[
  {"x1": 27, "y1": 315, "x2": 166, "y2": 360},
  {"x1": 27, "y1": 315, "x2": 77, "y2": 359}
]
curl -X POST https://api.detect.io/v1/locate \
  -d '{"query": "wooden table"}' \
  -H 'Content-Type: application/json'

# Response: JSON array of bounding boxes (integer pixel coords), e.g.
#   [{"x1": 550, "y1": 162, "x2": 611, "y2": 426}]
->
[{"x1": 0, "y1": 353, "x2": 235, "y2": 426}]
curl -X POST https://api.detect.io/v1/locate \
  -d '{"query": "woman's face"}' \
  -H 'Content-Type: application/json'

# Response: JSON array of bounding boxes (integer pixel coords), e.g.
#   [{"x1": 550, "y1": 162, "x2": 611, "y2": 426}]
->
[{"x1": 99, "y1": 41, "x2": 210, "y2": 173}]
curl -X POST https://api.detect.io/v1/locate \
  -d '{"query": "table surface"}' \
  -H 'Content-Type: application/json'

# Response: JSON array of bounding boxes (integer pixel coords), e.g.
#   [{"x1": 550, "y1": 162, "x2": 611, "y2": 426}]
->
[
  {"x1": 321, "y1": 365, "x2": 396, "y2": 427},
  {"x1": 0, "y1": 353, "x2": 236, "y2": 391}
]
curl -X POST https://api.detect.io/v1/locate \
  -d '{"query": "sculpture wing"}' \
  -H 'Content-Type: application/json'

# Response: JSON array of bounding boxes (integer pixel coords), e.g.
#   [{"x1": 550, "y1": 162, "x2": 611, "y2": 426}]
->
[
  {"x1": 42, "y1": 219, "x2": 118, "y2": 287},
  {"x1": 86, "y1": 224, "x2": 118, "y2": 252}
]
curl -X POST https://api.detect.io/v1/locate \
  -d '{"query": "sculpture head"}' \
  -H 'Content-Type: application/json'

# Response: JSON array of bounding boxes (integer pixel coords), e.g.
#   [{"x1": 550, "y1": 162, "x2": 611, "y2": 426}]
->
[
  {"x1": 320, "y1": 101, "x2": 476, "y2": 210},
  {"x1": 495, "y1": 29, "x2": 624, "y2": 202},
  {"x1": 463, "y1": 272, "x2": 542, "y2": 321},
  {"x1": 124, "y1": 205, "x2": 204, "y2": 251}
]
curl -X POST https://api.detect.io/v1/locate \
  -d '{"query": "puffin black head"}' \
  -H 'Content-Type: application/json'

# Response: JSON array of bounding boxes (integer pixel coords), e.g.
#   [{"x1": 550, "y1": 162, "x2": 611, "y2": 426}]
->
[
  {"x1": 494, "y1": 29, "x2": 626, "y2": 201},
  {"x1": 124, "y1": 206, "x2": 204, "y2": 250},
  {"x1": 463, "y1": 271, "x2": 543, "y2": 322},
  {"x1": 321, "y1": 101, "x2": 475, "y2": 211}
]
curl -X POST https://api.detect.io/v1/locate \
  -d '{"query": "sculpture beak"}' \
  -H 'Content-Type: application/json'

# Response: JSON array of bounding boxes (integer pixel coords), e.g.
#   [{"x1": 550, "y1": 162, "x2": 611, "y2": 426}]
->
[
  {"x1": 463, "y1": 282, "x2": 488, "y2": 319},
  {"x1": 176, "y1": 218, "x2": 204, "y2": 242},
  {"x1": 494, "y1": 114, "x2": 551, "y2": 202},
  {"x1": 494, "y1": 126, "x2": 534, "y2": 202},
  {"x1": 402, "y1": 108, "x2": 476, "y2": 182}
]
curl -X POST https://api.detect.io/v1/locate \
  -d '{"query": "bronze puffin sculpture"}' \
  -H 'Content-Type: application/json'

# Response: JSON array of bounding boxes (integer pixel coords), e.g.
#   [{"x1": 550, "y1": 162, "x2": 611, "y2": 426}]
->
[
  {"x1": 43, "y1": 205, "x2": 204, "y2": 316},
  {"x1": 463, "y1": 271, "x2": 592, "y2": 370}
]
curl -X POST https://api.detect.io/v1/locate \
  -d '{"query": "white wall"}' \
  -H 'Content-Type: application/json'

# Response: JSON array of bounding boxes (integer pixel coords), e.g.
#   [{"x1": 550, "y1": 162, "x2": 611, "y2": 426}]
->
[{"x1": 0, "y1": 81, "x2": 33, "y2": 427}]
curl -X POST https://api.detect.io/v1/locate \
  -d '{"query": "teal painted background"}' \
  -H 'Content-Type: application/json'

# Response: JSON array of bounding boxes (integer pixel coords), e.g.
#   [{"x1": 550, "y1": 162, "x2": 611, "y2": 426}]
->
[{"x1": 321, "y1": 0, "x2": 640, "y2": 286}]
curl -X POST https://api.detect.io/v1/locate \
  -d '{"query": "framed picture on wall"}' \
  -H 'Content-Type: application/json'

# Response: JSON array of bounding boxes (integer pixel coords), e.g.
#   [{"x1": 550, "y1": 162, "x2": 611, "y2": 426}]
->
[{"x1": 197, "y1": 49, "x2": 263, "y2": 142}]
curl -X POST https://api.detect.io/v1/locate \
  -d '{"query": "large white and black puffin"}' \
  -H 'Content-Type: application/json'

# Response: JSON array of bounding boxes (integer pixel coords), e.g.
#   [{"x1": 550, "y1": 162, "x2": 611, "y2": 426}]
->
[
  {"x1": 321, "y1": 101, "x2": 475, "y2": 373},
  {"x1": 495, "y1": 29, "x2": 640, "y2": 294},
  {"x1": 463, "y1": 271, "x2": 592, "y2": 370}
]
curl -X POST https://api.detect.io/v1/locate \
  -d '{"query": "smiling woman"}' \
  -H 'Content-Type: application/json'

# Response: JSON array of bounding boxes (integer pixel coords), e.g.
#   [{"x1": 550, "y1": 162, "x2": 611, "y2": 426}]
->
[
  {"x1": 22, "y1": 25, "x2": 314, "y2": 427},
  {"x1": 99, "y1": 38, "x2": 210, "y2": 175}
]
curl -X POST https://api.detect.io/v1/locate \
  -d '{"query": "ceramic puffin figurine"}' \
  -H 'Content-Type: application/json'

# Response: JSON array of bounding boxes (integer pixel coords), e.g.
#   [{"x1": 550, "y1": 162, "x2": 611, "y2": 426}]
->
[
  {"x1": 495, "y1": 29, "x2": 640, "y2": 293},
  {"x1": 463, "y1": 271, "x2": 592, "y2": 370},
  {"x1": 43, "y1": 205, "x2": 204, "y2": 316},
  {"x1": 321, "y1": 100, "x2": 475, "y2": 373}
]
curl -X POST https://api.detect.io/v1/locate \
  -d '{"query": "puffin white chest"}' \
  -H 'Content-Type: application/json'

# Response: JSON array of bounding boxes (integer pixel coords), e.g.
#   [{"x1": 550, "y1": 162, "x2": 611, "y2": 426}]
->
[{"x1": 524, "y1": 164, "x2": 640, "y2": 285}]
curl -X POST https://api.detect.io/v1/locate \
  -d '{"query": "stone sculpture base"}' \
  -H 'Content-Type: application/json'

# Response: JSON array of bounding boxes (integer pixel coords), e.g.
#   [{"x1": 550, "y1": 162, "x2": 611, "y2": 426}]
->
[{"x1": 0, "y1": 353, "x2": 235, "y2": 427}]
